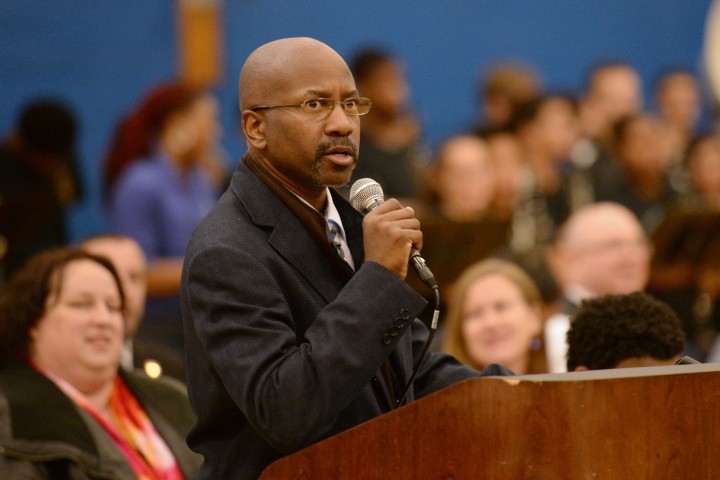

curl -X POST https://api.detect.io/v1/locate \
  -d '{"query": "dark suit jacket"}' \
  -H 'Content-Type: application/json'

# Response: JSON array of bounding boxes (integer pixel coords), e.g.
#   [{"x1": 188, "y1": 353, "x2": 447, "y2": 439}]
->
[{"x1": 181, "y1": 159, "x2": 511, "y2": 479}]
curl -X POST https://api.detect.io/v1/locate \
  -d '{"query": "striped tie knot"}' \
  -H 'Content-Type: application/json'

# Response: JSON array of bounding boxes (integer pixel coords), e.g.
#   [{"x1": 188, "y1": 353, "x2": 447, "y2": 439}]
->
[
  {"x1": 327, "y1": 219, "x2": 341, "y2": 242},
  {"x1": 326, "y1": 219, "x2": 345, "y2": 259}
]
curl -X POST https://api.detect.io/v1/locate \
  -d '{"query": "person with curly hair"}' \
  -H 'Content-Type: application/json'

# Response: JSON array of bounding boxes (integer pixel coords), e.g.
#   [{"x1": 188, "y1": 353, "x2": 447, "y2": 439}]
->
[{"x1": 566, "y1": 291, "x2": 685, "y2": 371}]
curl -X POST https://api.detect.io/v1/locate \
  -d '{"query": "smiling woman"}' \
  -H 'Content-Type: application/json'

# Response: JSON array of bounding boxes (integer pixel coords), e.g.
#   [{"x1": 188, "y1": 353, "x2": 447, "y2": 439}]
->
[
  {"x1": 442, "y1": 258, "x2": 548, "y2": 375},
  {"x1": 0, "y1": 247, "x2": 201, "y2": 479}
]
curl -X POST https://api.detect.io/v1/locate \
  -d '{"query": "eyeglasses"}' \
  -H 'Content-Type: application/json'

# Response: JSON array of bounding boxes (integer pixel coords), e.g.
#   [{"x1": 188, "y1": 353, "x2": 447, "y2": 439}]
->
[{"x1": 250, "y1": 97, "x2": 372, "y2": 116}]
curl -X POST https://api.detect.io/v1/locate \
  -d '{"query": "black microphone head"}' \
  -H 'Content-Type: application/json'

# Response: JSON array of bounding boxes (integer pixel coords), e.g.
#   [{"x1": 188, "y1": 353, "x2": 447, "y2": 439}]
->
[{"x1": 349, "y1": 178, "x2": 384, "y2": 214}]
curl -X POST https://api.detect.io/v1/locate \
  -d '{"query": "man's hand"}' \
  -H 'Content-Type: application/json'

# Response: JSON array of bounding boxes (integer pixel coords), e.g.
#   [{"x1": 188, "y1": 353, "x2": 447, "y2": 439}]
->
[{"x1": 362, "y1": 198, "x2": 422, "y2": 279}]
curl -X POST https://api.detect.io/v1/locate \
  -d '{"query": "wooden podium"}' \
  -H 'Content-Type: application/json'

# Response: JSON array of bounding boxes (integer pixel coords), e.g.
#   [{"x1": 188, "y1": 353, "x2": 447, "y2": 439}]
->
[{"x1": 260, "y1": 363, "x2": 720, "y2": 478}]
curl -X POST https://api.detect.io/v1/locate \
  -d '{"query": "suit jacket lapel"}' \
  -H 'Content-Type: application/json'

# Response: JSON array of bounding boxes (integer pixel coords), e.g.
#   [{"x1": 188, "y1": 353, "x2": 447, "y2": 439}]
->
[
  {"x1": 231, "y1": 161, "x2": 347, "y2": 304},
  {"x1": 269, "y1": 208, "x2": 345, "y2": 303}
]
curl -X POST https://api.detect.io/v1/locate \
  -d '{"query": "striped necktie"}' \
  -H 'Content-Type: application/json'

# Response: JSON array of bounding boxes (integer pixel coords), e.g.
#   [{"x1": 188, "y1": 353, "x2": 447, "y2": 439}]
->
[{"x1": 326, "y1": 219, "x2": 345, "y2": 259}]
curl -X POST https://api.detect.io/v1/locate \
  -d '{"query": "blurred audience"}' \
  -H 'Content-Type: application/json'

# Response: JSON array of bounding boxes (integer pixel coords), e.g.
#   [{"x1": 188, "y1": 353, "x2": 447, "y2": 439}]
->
[
  {"x1": 654, "y1": 68, "x2": 703, "y2": 167},
  {"x1": 566, "y1": 61, "x2": 644, "y2": 212},
  {"x1": 425, "y1": 134, "x2": 497, "y2": 222},
  {"x1": 681, "y1": 134, "x2": 720, "y2": 210},
  {"x1": 81, "y1": 234, "x2": 186, "y2": 381},
  {"x1": 412, "y1": 134, "x2": 511, "y2": 309},
  {"x1": 509, "y1": 94, "x2": 581, "y2": 253},
  {"x1": 103, "y1": 82, "x2": 224, "y2": 367},
  {"x1": 442, "y1": 258, "x2": 546, "y2": 375},
  {"x1": 346, "y1": 47, "x2": 429, "y2": 202},
  {"x1": 595, "y1": 113, "x2": 679, "y2": 233},
  {"x1": 0, "y1": 247, "x2": 200, "y2": 478},
  {"x1": 566, "y1": 292, "x2": 685, "y2": 371},
  {"x1": 545, "y1": 202, "x2": 650, "y2": 372},
  {"x1": 473, "y1": 61, "x2": 543, "y2": 135},
  {"x1": 0, "y1": 98, "x2": 83, "y2": 282},
  {"x1": 578, "y1": 61, "x2": 644, "y2": 151},
  {"x1": 648, "y1": 135, "x2": 720, "y2": 360},
  {"x1": 478, "y1": 95, "x2": 582, "y2": 317},
  {"x1": 482, "y1": 127, "x2": 524, "y2": 219}
]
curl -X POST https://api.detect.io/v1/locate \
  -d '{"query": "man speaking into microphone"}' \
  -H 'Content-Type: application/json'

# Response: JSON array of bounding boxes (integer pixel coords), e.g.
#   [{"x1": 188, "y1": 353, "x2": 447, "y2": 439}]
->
[{"x1": 180, "y1": 37, "x2": 513, "y2": 480}]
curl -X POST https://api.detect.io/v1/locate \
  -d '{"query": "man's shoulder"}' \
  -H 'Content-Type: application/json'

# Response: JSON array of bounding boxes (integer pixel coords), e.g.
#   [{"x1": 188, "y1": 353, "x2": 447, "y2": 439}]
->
[{"x1": 184, "y1": 173, "x2": 273, "y2": 262}]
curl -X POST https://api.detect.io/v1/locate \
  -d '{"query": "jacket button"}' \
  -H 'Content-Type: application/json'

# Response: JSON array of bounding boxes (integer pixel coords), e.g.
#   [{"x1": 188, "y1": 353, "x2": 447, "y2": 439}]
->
[
  {"x1": 382, "y1": 334, "x2": 393, "y2": 345},
  {"x1": 399, "y1": 308, "x2": 411, "y2": 320},
  {"x1": 387, "y1": 325, "x2": 399, "y2": 336}
]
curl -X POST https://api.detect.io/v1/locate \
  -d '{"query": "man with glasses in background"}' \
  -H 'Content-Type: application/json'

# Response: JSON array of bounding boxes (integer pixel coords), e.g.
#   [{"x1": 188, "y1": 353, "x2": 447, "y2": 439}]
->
[
  {"x1": 181, "y1": 37, "x2": 511, "y2": 479},
  {"x1": 544, "y1": 201, "x2": 651, "y2": 373}
]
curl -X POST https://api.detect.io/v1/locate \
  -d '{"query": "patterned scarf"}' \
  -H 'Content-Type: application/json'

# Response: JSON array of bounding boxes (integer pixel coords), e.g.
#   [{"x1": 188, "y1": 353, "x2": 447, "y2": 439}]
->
[{"x1": 31, "y1": 361, "x2": 183, "y2": 479}]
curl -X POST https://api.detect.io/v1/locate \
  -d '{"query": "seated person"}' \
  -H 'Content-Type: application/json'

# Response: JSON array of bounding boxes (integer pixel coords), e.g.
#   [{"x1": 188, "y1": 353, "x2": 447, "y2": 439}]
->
[
  {"x1": 544, "y1": 201, "x2": 650, "y2": 373},
  {"x1": 442, "y1": 258, "x2": 547, "y2": 375},
  {"x1": 81, "y1": 233, "x2": 186, "y2": 380},
  {"x1": 346, "y1": 47, "x2": 428, "y2": 203},
  {"x1": 566, "y1": 291, "x2": 685, "y2": 371},
  {"x1": 412, "y1": 134, "x2": 511, "y2": 309},
  {"x1": 104, "y1": 83, "x2": 224, "y2": 374},
  {"x1": 0, "y1": 247, "x2": 200, "y2": 478},
  {"x1": 0, "y1": 98, "x2": 83, "y2": 281},
  {"x1": 594, "y1": 113, "x2": 679, "y2": 234}
]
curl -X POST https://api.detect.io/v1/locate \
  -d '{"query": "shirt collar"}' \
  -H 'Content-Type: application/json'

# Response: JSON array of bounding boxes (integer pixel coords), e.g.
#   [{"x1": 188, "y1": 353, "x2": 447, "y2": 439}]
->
[
  {"x1": 289, "y1": 187, "x2": 346, "y2": 238},
  {"x1": 565, "y1": 284, "x2": 596, "y2": 305}
]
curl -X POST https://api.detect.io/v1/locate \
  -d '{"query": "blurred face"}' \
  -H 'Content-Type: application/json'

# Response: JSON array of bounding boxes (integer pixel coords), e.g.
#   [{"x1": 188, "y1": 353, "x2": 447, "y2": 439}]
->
[
  {"x1": 461, "y1": 274, "x2": 541, "y2": 371},
  {"x1": 591, "y1": 66, "x2": 643, "y2": 124},
  {"x1": 534, "y1": 98, "x2": 580, "y2": 162},
  {"x1": 564, "y1": 207, "x2": 650, "y2": 295},
  {"x1": 255, "y1": 46, "x2": 361, "y2": 197},
  {"x1": 187, "y1": 94, "x2": 222, "y2": 157},
  {"x1": 657, "y1": 73, "x2": 700, "y2": 132},
  {"x1": 83, "y1": 238, "x2": 147, "y2": 338},
  {"x1": 486, "y1": 132, "x2": 523, "y2": 210},
  {"x1": 618, "y1": 116, "x2": 671, "y2": 177},
  {"x1": 358, "y1": 60, "x2": 409, "y2": 117},
  {"x1": 688, "y1": 137, "x2": 720, "y2": 199},
  {"x1": 30, "y1": 260, "x2": 124, "y2": 385},
  {"x1": 436, "y1": 136, "x2": 496, "y2": 219}
]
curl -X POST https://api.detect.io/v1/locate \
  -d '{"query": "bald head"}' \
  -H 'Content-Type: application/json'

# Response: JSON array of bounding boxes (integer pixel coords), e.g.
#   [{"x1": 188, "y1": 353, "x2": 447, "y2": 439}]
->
[
  {"x1": 554, "y1": 202, "x2": 649, "y2": 295},
  {"x1": 238, "y1": 37, "x2": 361, "y2": 208},
  {"x1": 557, "y1": 203, "x2": 640, "y2": 249},
  {"x1": 240, "y1": 37, "x2": 350, "y2": 111}
]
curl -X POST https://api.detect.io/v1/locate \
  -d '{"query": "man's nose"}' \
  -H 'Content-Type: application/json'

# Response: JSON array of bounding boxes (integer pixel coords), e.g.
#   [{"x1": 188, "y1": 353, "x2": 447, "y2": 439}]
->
[{"x1": 324, "y1": 103, "x2": 356, "y2": 136}]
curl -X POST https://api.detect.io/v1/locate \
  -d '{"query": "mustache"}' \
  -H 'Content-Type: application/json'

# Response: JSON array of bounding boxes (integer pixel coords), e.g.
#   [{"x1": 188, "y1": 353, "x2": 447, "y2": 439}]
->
[{"x1": 315, "y1": 139, "x2": 359, "y2": 161}]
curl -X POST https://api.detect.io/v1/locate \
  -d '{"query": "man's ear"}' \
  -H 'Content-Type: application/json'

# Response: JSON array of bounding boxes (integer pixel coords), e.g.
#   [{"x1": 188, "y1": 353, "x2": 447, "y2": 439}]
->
[{"x1": 242, "y1": 110, "x2": 267, "y2": 150}]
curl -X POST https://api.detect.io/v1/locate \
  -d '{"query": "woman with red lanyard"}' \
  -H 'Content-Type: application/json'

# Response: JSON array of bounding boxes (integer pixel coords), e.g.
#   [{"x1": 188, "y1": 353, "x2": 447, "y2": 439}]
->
[{"x1": 0, "y1": 247, "x2": 200, "y2": 479}]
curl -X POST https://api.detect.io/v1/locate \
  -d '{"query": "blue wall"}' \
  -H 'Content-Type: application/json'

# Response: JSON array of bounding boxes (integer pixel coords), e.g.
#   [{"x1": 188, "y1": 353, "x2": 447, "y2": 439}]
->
[{"x1": 0, "y1": 0, "x2": 713, "y2": 241}]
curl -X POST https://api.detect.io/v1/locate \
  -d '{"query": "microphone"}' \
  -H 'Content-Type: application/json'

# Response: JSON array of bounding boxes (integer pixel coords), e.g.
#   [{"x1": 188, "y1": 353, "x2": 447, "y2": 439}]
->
[
  {"x1": 350, "y1": 178, "x2": 440, "y2": 407},
  {"x1": 349, "y1": 178, "x2": 437, "y2": 289}
]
